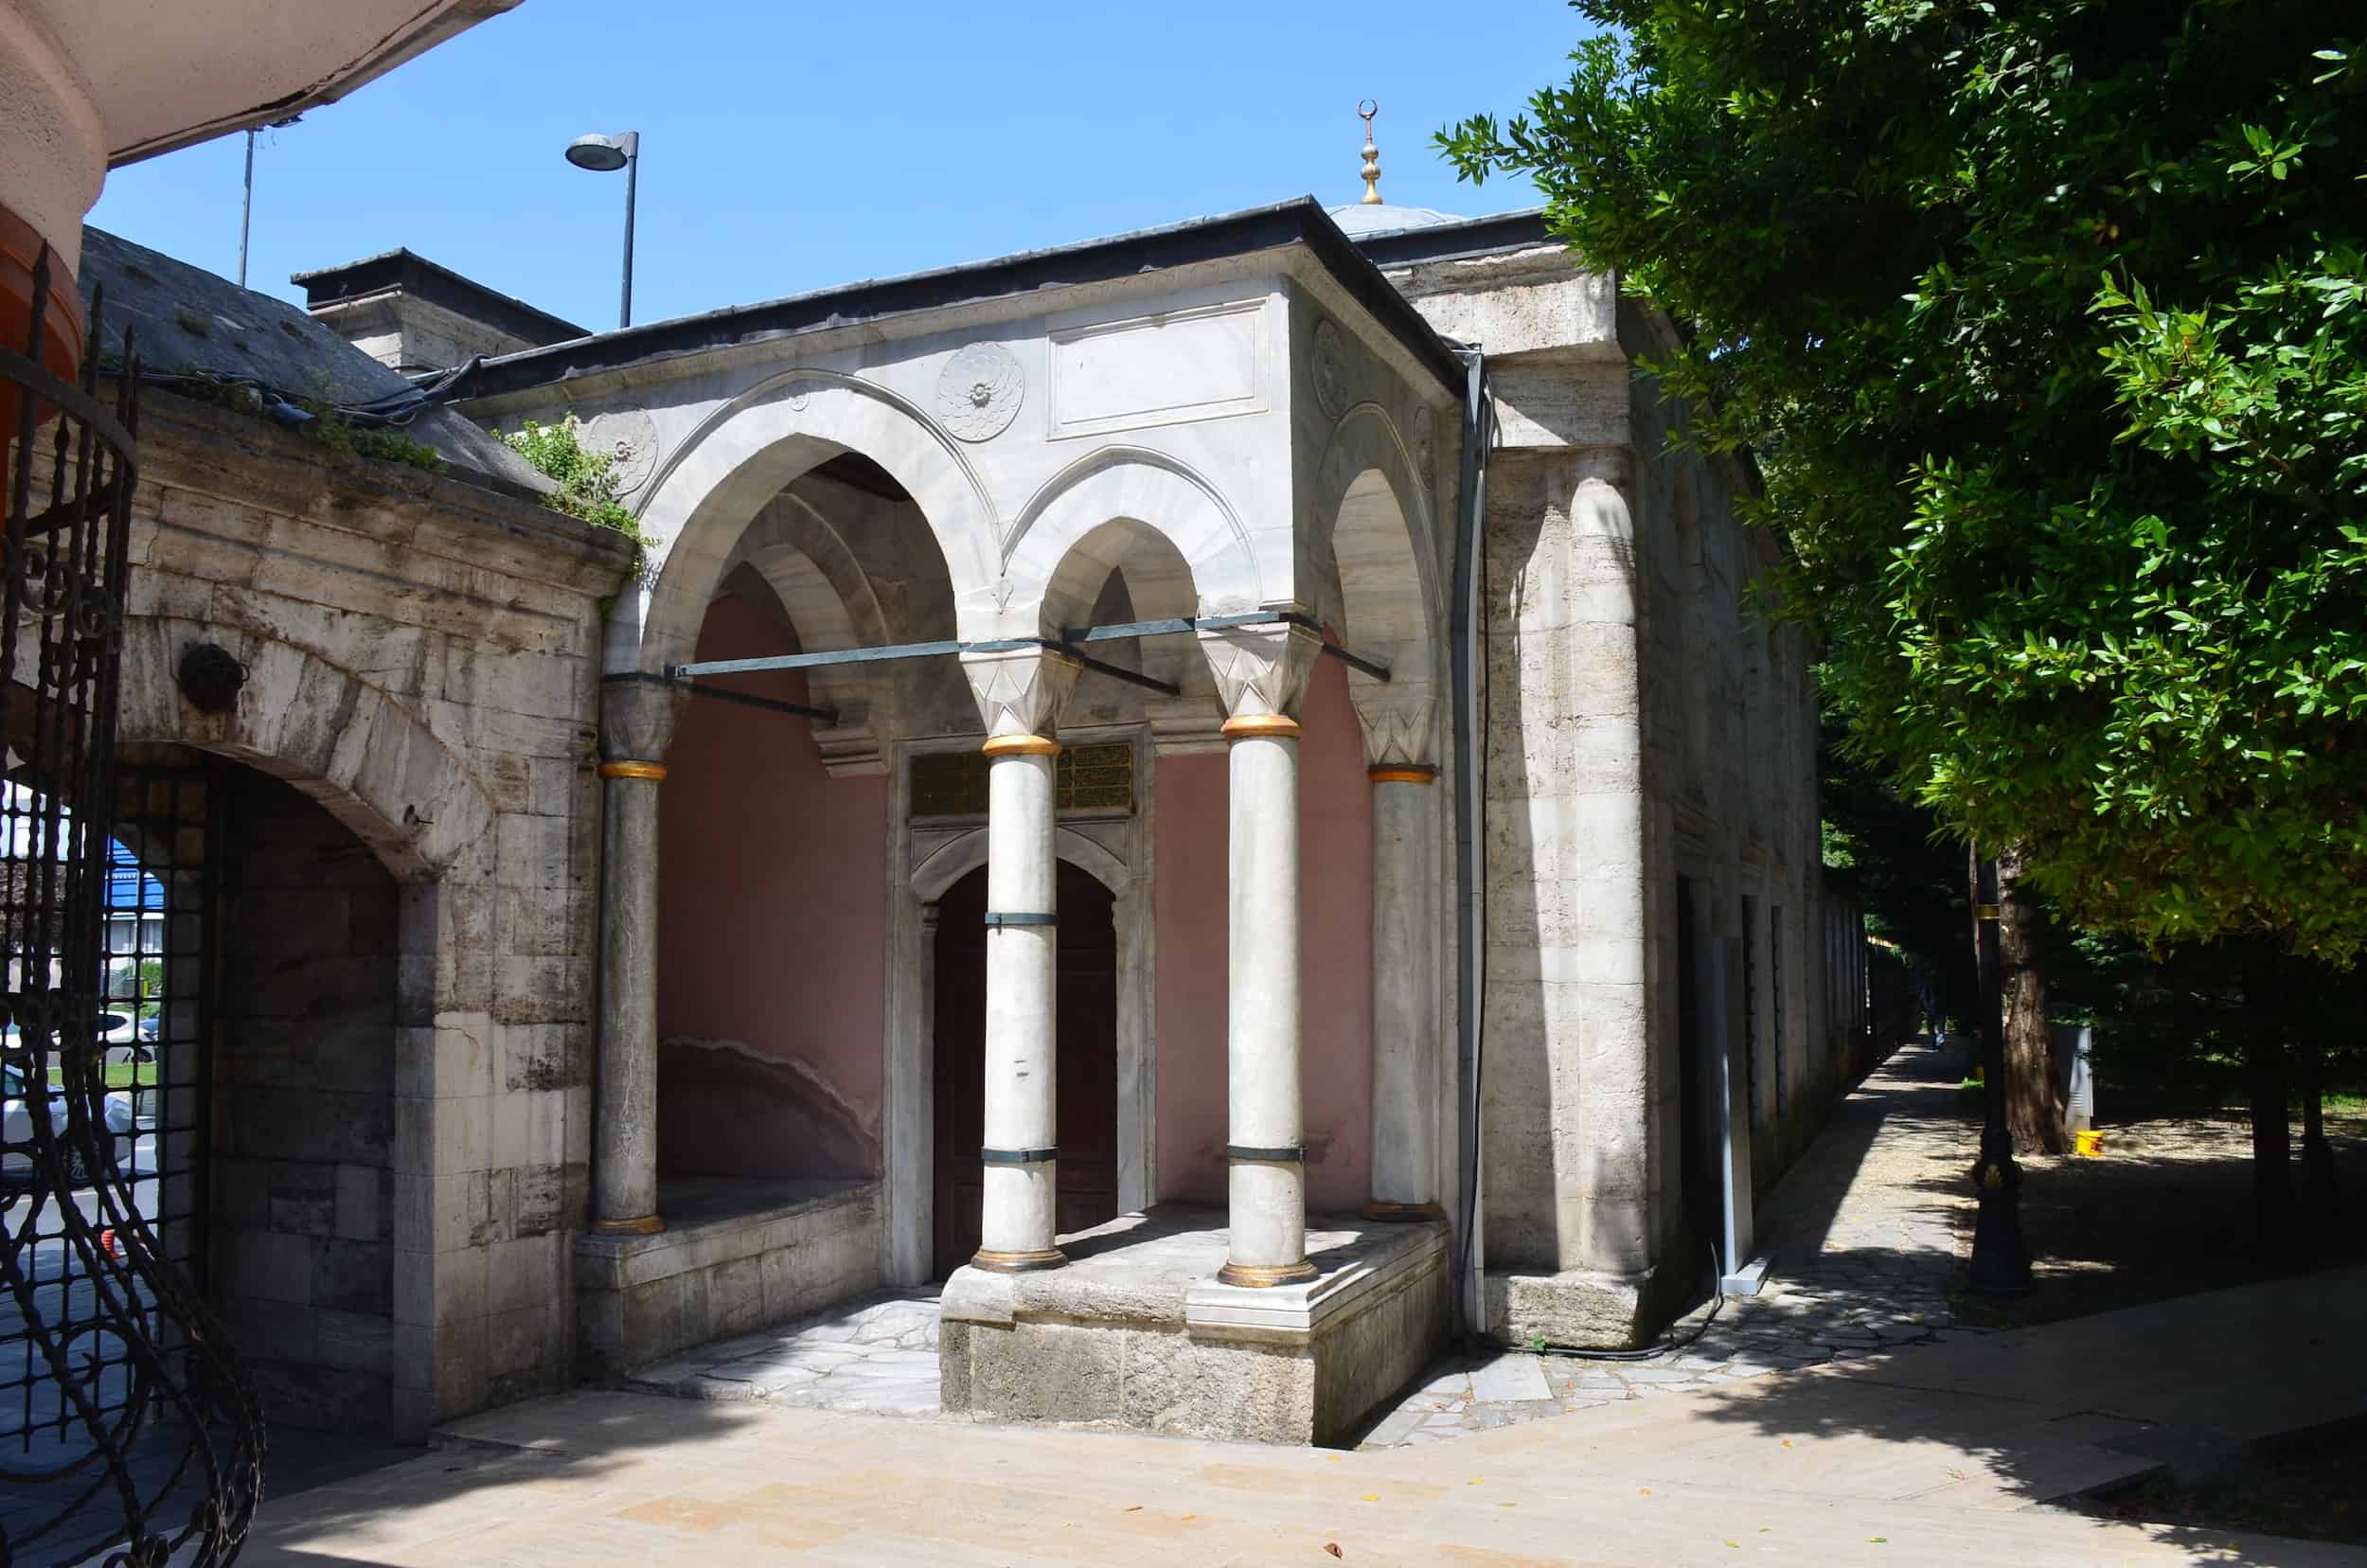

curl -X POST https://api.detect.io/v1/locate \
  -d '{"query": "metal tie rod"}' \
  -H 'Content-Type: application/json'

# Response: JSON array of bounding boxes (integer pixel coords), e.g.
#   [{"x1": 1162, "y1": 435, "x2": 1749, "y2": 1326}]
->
[
  {"x1": 601, "y1": 668, "x2": 839, "y2": 723},
  {"x1": 668, "y1": 612, "x2": 1391, "y2": 687}
]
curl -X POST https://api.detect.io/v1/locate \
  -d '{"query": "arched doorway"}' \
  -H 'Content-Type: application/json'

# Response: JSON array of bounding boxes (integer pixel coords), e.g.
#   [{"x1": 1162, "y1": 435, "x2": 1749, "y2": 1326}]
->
[{"x1": 931, "y1": 861, "x2": 1118, "y2": 1278}]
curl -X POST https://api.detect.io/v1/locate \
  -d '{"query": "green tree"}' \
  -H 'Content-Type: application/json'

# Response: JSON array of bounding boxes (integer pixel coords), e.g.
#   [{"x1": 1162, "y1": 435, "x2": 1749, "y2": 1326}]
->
[{"x1": 1442, "y1": 2, "x2": 2366, "y2": 962}]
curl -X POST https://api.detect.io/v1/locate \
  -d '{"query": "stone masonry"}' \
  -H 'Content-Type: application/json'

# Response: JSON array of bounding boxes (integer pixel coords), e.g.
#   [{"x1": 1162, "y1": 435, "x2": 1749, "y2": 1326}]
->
[{"x1": 109, "y1": 385, "x2": 634, "y2": 1434}]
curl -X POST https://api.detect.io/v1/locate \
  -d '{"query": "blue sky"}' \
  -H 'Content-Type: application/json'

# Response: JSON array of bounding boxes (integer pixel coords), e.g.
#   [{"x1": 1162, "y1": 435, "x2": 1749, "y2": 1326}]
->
[{"x1": 86, "y1": 0, "x2": 1592, "y2": 333}]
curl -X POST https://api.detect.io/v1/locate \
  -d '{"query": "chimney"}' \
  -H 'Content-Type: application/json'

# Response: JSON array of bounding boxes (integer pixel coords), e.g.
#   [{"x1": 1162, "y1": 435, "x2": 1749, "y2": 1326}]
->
[{"x1": 293, "y1": 250, "x2": 587, "y2": 375}]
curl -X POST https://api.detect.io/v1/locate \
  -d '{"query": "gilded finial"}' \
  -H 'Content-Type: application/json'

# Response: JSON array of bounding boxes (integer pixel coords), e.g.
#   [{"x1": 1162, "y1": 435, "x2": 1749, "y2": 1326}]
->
[{"x1": 1359, "y1": 99, "x2": 1383, "y2": 205}]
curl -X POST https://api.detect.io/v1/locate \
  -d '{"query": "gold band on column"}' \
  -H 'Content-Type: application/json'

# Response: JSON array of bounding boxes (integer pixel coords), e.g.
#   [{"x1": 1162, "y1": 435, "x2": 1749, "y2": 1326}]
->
[
  {"x1": 982, "y1": 733, "x2": 1063, "y2": 757},
  {"x1": 598, "y1": 760, "x2": 667, "y2": 782},
  {"x1": 1367, "y1": 764, "x2": 1438, "y2": 785},
  {"x1": 1221, "y1": 713, "x2": 1303, "y2": 741},
  {"x1": 589, "y1": 1213, "x2": 666, "y2": 1236},
  {"x1": 970, "y1": 1245, "x2": 1068, "y2": 1273},
  {"x1": 1217, "y1": 1258, "x2": 1319, "y2": 1288}
]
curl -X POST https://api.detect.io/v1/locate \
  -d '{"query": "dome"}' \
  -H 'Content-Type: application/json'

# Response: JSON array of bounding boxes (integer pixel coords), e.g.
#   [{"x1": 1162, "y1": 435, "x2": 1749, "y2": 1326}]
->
[{"x1": 1325, "y1": 202, "x2": 1464, "y2": 239}]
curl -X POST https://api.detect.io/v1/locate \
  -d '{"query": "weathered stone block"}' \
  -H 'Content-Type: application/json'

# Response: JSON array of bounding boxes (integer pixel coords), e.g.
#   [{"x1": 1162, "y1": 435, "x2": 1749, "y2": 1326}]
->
[
  {"x1": 312, "y1": 1238, "x2": 393, "y2": 1316},
  {"x1": 226, "y1": 1228, "x2": 312, "y2": 1306},
  {"x1": 513, "y1": 1162, "x2": 565, "y2": 1237},
  {"x1": 268, "y1": 1160, "x2": 336, "y2": 1237},
  {"x1": 333, "y1": 1162, "x2": 389, "y2": 1242},
  {"x1": 315, "y1": 1309, "x2": 395, "y2": 1374}
]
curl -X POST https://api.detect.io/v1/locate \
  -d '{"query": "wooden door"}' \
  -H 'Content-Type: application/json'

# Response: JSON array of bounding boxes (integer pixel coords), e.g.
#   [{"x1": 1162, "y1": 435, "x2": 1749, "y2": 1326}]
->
[{"x1": 931, "y1": 862, "x2": 1119, "y2": 1278}]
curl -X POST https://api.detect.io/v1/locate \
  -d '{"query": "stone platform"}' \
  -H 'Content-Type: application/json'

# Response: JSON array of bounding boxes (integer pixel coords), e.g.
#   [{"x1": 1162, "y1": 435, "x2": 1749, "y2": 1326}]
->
[
  {"x1": 574, "y1": 1175, "x2": 880, "y2": 1381},
  {"x1": 938, "y1": 1204, "x2": 1448, "y2": 1446}
]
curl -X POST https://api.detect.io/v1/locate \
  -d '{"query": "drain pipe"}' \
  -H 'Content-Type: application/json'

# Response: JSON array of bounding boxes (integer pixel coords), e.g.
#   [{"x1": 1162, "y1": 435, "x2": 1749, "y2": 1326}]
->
[{"x1": 1449, "y1": 342, "x2": 1492, "y2": 1349}]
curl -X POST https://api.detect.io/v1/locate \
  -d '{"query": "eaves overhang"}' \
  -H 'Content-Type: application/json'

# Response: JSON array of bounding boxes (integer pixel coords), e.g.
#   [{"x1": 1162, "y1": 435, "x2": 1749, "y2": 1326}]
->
[
  {"x1": 451, "y1": 197, "x2": 1468, "y2": 404},
  {"x1": 1352, "y1": 208, "x2": 1557, "y2": 270}
]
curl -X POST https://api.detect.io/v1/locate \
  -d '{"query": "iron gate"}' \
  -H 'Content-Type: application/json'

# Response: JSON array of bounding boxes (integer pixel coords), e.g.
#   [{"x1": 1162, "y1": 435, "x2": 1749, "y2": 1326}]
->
[{"x1": 0, "y1": 250, "x2": 259, "y2": 1563}]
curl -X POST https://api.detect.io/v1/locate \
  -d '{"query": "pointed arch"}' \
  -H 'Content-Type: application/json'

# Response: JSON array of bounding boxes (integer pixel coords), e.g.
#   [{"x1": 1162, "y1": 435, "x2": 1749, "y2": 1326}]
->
[
  {"x1": 626, "y1": 370, "x2": 990, "y2": 677},
  {"x1": 993, "y1": 449, "x2": 1273, "y2": 642}
]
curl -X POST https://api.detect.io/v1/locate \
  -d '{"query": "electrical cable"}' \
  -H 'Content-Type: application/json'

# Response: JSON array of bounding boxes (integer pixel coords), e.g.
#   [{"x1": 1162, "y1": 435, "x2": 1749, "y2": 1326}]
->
[
  {"x1": 119, "y1": 350, "x2": 489, "y2": 435},
  {"x1": 1530, "y1": 1241, "x2": 1730, "y2": 1363}
]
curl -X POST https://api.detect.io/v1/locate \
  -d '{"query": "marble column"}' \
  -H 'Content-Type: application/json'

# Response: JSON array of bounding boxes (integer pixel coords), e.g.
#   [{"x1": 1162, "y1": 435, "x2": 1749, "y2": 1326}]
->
[
  {"x1": 959, "y1": 649, "x2": 1081, "y2": 1272},
  {"x1": 1200, "y1": 622, "x2": 1321, "y2": 1287},
  {"x1": 1351, "y1": 676, "x2": 1442, "y2": 1221},
  {"x1": 592, "y1": 679, "x2": 685, "y2": 1236}
]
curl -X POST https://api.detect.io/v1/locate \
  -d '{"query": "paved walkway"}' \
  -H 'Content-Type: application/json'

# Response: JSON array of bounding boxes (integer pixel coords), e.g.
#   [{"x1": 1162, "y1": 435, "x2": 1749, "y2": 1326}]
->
[
  {"x1": 1361, "y1": 1035, "x2": 1985, "y2": 1447},
  {"x1": 628, "y1": 1039, "x2": 1987, "y2": 1442},
  {"x1": 243, "y1": 1265, "x2": 2367, "y2": 1566}
]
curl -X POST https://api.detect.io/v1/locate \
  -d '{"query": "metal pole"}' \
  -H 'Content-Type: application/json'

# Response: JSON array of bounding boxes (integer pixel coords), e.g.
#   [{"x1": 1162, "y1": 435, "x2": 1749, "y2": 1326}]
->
[
  {"x1": 618, "y1": 133, "x2": 639, "y2": 330},
  {"x1": 238, "y1": 129, "x2": 256, "y2": 289},
  {"x1": 1968, "y1": 851, "x2": 2033, "y2": 1292}
]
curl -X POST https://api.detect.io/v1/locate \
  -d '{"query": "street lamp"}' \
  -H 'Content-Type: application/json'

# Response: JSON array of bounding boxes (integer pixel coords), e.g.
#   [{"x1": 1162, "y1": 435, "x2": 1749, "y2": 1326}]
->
[{"x1": 565, "y1": 131, "x2": 640, "y2": 330}]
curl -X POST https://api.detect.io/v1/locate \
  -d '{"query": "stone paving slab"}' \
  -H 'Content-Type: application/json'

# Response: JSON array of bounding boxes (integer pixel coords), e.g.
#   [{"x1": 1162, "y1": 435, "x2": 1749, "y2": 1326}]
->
[{"x1": 624, "y1": 1284, "x2": 943, "y2": 1417}]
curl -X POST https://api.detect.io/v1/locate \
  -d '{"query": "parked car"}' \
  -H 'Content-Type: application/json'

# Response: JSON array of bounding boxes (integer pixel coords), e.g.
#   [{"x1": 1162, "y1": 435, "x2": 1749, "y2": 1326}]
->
[{"x1": 1, "y1": 1060, "x2": 135, "y2": 1188}]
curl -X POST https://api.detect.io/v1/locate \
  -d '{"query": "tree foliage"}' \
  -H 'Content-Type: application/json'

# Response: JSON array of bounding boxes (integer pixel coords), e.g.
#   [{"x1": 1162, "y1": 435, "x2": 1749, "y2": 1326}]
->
[{"x1": 1443, "y1": 3, "x2": 2367, "y2": 960}]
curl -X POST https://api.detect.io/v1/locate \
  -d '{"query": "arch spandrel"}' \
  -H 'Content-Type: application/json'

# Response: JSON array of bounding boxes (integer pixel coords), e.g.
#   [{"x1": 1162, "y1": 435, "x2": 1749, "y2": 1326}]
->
[
  {"x1": 993, "y1": 450, "x2": 1276, "y2": 644},
  {"x1": 1310, "y1": 404, "x2": 1445, "y2": 765},
  {"x1": 627, "y1": 372, "x2": 996, "y2": 678}
]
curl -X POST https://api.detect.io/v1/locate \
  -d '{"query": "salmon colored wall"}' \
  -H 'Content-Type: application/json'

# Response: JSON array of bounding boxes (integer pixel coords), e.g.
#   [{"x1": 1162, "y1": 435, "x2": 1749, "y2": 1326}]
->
[
  {"x1": 1155, "y1": 657, "x2": 1375, "y2": 1212},
  {"x1": 656, "y1": 595, "x2": 887, "y2": 1180}
]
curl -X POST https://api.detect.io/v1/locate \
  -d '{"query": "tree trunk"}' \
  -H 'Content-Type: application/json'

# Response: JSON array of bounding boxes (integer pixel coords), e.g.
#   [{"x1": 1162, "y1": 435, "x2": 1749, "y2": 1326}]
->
[
  {"x1": 2298, "y1": 1035, "x2": 2340, "y2": 1249},
  {"x1": 1997, "y1": 846, "x2": 2065, "y2": 1154},
  {"x1": 2242, "y1": 961, "x2": 2296, "y2": 1263}
]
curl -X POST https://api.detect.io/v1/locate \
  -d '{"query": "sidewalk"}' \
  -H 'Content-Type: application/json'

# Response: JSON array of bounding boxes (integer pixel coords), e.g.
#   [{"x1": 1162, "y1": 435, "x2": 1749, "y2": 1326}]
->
[
  {"x1": 1361, "y1": 1034, "x2": 1984, "y2": 1447},
  {"x1": 241, "y1": 1263, "x2": 2367, "y2": 1566}
]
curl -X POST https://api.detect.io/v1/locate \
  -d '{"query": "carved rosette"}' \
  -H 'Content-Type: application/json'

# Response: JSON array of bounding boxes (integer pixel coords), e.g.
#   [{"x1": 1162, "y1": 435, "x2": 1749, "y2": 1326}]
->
[
  {"x1": 937, "y1": 342, "x2": 1025, "y2": 441},
  {"x1": 578, "y1": 407, "x2": 659, "y2": 498},
  {"x1": 1311, "y1": 319, "x2": 1352, "y2": 419}
]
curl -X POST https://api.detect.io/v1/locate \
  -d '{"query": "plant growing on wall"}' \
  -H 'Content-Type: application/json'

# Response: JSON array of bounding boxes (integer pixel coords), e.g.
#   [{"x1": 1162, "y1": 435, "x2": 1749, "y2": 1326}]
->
[{"x1": 491, "y1": 415, "x2": 650, "y2": 550}]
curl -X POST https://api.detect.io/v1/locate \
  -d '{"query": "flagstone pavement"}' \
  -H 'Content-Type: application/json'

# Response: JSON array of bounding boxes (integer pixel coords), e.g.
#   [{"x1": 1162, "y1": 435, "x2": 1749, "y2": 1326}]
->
[
  {"x1": 621, "y1": 1036, "x2": 1990, "y2": 1447},
  {"x1": 244, "y1": 1263, "x2": 2367, "y2": 1566}
]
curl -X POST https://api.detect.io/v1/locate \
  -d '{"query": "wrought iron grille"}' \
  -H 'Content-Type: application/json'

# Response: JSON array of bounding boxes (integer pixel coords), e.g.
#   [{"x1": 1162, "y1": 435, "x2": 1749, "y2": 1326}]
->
[{"x1": 0, "y1": 247, "x2": 260, "y2": 1564}]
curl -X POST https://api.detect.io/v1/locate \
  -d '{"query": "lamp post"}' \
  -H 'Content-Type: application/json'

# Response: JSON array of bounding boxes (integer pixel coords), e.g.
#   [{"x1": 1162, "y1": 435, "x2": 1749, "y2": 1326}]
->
[
  {"x1": 1968, "y1": 850, "x2": 2033, "y2": 1293},
  {"x1": 565, "y1": 131, "x2": 640, "y2": 329}
]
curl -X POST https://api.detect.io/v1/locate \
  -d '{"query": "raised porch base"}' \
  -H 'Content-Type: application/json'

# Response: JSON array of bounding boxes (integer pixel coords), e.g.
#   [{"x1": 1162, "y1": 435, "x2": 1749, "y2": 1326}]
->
[
  {"x1": 574, "y1": 1175, "x2": 880, "y2": 1381},
  {"x1": 1484, "y1": 1243, "x2": 1700, "y2": 1351},
  {"x1": 939, "y1": 1205, "x2": 1448, "y2": 1446}
]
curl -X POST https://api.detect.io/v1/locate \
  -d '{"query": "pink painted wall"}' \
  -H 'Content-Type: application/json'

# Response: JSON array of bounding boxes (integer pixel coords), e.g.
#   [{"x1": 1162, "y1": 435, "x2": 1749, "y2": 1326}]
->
[
  {"x1": 656, "y1": 595, "x2": 887, "y2": 1180},
  {"x1": 1156, "y1": 657, "x2": 1375, "y2": 1212}
]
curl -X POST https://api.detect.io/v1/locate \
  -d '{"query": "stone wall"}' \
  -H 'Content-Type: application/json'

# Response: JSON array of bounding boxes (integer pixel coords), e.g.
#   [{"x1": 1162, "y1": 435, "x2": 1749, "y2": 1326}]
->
[
  {"x1": 1382, "y1": 239, "x2": 1832, "y2": 1345},
  {"x1": 213, "y1": 767, "x2": 400, "y2": 1430},
  {"x1": 575, "y1": 1182, "x2": 880, "y2": 1381},
  {"x1": 110, "y1": 388, "x2": 633, "y2": 1432}
]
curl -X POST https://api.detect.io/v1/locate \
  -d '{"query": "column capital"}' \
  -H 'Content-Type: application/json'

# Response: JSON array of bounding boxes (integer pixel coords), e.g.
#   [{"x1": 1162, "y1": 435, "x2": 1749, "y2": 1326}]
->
[
  {"x1": 1198, "y1": 617, "x2": 1321, "y2": 721},
  {"x1": 959, "y1": 646, "x2": 1081, "y2": 742},
  {"x1": 1346, "y1": 674, "x2": 1437, "y2": 769},
  {"x1": 599, "y1": 677, "x2": 685, "y2": 763}
]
